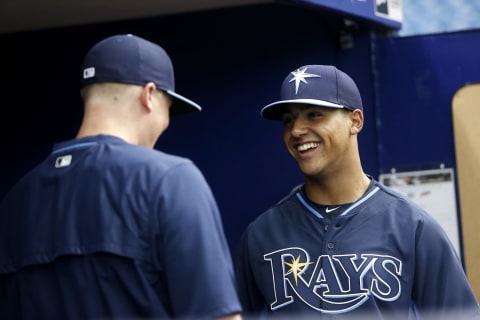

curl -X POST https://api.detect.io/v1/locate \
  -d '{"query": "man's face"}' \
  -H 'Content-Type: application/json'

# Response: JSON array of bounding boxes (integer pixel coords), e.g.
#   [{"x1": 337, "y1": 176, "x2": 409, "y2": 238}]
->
[{"x1": 281, "y1": 104, "x2": 354, "y2": 177}]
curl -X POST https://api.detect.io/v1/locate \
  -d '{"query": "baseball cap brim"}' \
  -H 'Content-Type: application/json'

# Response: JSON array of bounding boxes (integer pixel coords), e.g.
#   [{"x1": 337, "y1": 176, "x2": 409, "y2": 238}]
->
[
  {"x1": 167, "y1": 90, "x2": 202, "y2": 116},
  {"x1": 261, "y1": 98, "x2": 344, "y2": 120}
]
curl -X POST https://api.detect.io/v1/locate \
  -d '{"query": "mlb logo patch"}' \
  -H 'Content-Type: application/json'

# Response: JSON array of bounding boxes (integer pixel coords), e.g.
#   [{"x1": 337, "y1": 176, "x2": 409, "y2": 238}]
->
[
  {"x1": 83, "y1": 67, "x2": 95, "y2": 79},
  {"x1": 55, "y1": 155, "x2": 72, "y2": 168}
]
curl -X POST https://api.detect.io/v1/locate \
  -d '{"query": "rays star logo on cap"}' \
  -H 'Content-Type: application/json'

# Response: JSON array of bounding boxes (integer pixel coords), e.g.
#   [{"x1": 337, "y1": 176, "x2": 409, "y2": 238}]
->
[
  {"x1": 289, "y1": 67, "x2": 321, "y2": 94},
  {"x1": 260, "y1": 65, "x2": 364, "y2": 120}
]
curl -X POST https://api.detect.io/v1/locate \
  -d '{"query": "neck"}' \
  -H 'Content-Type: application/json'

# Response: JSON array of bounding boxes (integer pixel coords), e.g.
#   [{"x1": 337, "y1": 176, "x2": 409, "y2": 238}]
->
[
  {"x1": 76, "y1": 103, "x2": 152, "y2": 147},
  {"x1": 304, "y1": 171, "x2": 371, "y2": 205}
]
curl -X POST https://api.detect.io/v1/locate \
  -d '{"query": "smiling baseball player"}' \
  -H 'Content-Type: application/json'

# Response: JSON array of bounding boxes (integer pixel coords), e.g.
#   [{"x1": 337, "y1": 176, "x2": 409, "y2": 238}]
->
[{"x1": 233, "y1": 65, "x2": 479, "y2": 319}]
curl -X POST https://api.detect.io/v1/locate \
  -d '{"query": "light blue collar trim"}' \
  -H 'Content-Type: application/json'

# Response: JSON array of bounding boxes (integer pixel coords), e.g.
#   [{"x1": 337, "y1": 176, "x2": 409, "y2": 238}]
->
[
  {"x1": 296, "y1": 186, "x2": 380, "y2": 219},
  {"x1": 51, "y1": 142, "x2": 98, "y2": 155},
  {"x1": 296, "y1": 192, "x2": 324, "y2": 219},
  {"x1": 340, "y1": 187, "x2": 380, "y2": 216}
]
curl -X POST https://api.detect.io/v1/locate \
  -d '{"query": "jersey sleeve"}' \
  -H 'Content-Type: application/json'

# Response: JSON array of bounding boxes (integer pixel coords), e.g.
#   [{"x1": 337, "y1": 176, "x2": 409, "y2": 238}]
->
[
  {"x1": 152, "y1": 161, "x2": 241, "y2": 319},
  {"x1": 412, "y1": 211, "x2": 480, "y2": 318}
]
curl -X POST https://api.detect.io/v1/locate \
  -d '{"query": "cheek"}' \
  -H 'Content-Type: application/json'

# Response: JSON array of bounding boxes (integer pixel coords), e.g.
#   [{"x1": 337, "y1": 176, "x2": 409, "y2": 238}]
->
[
  {"x1": 155, "y1": 110, "x2": 169, "y2": 134},
  {"x1": 282, "y1": 131, "x2": 297, "y2": 157},
  {"x1": 160, "y1": 117, "x2": 170, "y2": 131},
  {"x1": 282, "y1": 131, "x2": 290, "y2": 147}
]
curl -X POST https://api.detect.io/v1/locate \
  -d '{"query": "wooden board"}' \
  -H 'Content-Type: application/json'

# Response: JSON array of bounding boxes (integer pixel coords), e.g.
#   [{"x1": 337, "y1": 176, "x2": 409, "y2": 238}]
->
[{"x1": 452, "y1": 83, "x2": 480, "y2": 300}]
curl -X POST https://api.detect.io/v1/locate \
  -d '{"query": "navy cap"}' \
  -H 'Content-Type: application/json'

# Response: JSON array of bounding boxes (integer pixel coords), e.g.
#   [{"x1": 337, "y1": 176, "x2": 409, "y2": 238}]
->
[
  {"x1": 261, "y1": 65, "x2": 363, "y2": 120},
  {"x1": 81, "y1": 34, "x2": 201, "y2": 116}
]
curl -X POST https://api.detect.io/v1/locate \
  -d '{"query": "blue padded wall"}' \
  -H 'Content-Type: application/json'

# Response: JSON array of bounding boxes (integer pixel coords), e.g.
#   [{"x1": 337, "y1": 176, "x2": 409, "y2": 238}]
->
[{"x1": 374, "y1": 30, "x2": 480, "y2": 174}]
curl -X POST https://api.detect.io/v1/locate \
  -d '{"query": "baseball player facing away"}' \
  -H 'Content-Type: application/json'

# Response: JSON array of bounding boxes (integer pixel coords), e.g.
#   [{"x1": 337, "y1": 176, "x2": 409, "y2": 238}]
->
[
  {"x1": 0, "y1": 34, "x2": 242, "y2": 320},
  {"x1": 233, "y1": 65, "x2": 480, "y2": 319}
]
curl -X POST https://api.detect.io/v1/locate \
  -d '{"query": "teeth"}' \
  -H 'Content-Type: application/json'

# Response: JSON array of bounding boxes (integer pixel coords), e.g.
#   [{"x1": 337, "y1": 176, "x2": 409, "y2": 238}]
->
[{"x1": 298, "y1": 142, "x2": 319, "y2": 152}]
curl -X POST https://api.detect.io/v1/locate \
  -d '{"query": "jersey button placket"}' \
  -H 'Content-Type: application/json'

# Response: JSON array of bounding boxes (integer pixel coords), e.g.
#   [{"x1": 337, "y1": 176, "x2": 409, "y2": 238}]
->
[{"x1": 322, "y1": 222, "x2": 335, "y2": 250}]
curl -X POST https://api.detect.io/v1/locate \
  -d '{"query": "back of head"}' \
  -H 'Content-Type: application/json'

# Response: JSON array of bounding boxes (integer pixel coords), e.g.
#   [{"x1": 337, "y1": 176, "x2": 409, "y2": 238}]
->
[
  {"x1": 80, "y1": 34, "x2": 201, "y2": 115},
  {"x1": 261, "y1": 64, "x2": 363, "y2": 120}
]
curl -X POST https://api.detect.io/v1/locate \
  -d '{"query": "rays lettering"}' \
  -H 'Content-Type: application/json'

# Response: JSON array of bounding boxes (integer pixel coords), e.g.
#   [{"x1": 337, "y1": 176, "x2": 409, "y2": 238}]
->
[{"x1": 264, "y1": 248, "x2": 402, "y2": 313}]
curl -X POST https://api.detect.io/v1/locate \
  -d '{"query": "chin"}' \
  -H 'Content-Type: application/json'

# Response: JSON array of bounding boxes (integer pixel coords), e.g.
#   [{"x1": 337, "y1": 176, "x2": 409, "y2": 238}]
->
[{"x1": 298, "y1": 166, "x2": 322, "y2": 177}]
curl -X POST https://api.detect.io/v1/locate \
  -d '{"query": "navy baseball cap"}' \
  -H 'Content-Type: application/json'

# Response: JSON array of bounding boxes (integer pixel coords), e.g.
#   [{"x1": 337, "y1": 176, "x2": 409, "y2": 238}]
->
[
  {"x1": 261, "y1": 65, "x2": 363, "y2": 120},
  {"x1": 81, "y1": 34, "x2": 201, "y2": 116}
]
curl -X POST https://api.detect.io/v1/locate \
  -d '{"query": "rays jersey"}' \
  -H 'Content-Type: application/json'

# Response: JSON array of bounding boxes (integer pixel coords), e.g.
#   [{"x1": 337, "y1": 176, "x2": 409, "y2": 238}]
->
[
  {"x1": 0, "y1": 134, "x2": 241, "y2": 319},
  {"x1": 234, "y1": 179, "x2": 479, "y2": 319}
]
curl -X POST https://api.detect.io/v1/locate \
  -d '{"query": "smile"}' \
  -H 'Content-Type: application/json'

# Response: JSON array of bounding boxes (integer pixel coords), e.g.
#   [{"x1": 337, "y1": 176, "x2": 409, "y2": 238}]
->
[{"x1": 297, "y1": 142, "x2": 320, "y2": 152}]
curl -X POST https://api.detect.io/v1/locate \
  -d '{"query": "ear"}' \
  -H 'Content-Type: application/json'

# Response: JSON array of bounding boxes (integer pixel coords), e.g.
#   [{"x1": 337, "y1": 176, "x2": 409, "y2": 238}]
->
[
  {"x1": 350, "y1": 109, "x2": 364, "y2": 135},
  {"x1": 140, "y1": 82, "x2": 157, "y2": 112}
]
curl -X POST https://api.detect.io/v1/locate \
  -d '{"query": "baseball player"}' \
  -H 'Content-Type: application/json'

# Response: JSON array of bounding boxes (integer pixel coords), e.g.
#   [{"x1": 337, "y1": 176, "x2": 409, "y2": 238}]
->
[
  {"x1": 233, "y1": 65, "x2": 479, "y2": 319},
  {"x1": 0, "y1": 34, "x2": 241, "y2": 320}
]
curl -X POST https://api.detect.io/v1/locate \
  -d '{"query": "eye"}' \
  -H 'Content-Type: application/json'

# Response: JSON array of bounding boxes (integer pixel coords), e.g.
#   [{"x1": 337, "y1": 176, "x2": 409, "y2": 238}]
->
[
  {"x1": 307, "y1": 110, "x2": 322, "y2": 119},
  {"x1": 282, "y1": 114, "x2": 294, "y2": 125}
]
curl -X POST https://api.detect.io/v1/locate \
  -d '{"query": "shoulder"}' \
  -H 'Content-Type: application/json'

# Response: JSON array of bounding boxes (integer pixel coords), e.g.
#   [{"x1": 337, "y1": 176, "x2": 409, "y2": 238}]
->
[
  {"x1": 47, "y1": 135, "x2": 206, "y2": 194},
  {"x1": 105, "y1": 140, "x2": 192, "y2": 167},
  {"x1": 372, "y1": 179, "x2": 451, "y2": 239},
  {"x1": 371, "y1": 180, "x2": 425, "y2": 214},
  {"x1": 244, "y1": 185, "x2": 303, "y2": 232},
  {"x1": 79, "y1": 136, "x2": 199, "y2": 177}
]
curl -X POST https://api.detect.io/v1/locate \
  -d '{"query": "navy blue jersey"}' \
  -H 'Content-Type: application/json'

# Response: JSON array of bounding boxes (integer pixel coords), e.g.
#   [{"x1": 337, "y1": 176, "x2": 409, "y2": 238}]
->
[
  {"x1": 234, "y1": 180, "x2": 479, "y2": 319},
  {"x1": 0, "y1": 135, "x2": 241, "y2": 319}
]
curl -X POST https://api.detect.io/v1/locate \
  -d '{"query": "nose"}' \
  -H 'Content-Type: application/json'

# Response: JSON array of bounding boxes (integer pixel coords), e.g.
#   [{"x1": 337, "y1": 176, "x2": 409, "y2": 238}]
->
[{"x1": 290, "y1": 118, "x2": 308, "y2": 137}]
